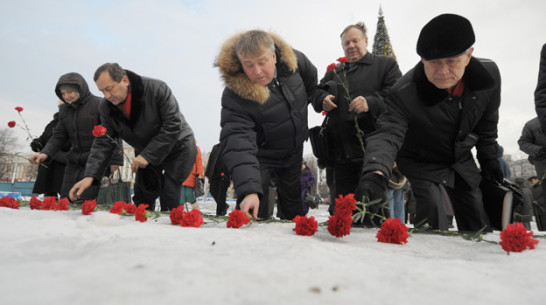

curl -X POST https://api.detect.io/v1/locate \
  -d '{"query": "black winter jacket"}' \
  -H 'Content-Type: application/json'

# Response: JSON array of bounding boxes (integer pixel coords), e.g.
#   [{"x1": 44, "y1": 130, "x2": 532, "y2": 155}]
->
[
  {"x1": 518, "y1": 117, "x2": 546, "y2": 163},
  {"x1": 216, "y1": 32, "x2": 318, "y2": 199},
  {"x1": 535, "y1": 44, "x2": 546, "y2": 130},
  {"x1": 84, "y1": 70, "x2": 196, "y2": 184},
  {"x1": 362, "y1": 57, "x2": 501, "y2": 188},
  {"x1": 311, "y1": 52, "x2": 401, "y2": 162},
  {"x1": 42, "y1": 73, "x2": 122, "y2": 167}
]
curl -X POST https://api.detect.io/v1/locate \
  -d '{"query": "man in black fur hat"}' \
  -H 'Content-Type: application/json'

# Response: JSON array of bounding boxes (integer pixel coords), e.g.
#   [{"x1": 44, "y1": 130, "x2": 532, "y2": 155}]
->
[{"x1": 355, "y1": 14, "x2": 503, "y2": 231}]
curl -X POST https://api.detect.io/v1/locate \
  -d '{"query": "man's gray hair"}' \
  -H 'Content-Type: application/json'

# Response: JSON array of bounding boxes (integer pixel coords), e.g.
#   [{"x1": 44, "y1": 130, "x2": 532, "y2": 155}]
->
[
  {"x1": 235, "y1": 30, "x2": 275, "y2": 59},
  {"x1": 94, "y1": 62, "x2": 127, "y2": 82}
]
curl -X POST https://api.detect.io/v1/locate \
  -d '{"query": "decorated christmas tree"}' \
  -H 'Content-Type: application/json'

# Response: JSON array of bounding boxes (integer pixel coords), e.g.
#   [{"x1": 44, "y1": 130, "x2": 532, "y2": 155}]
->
[{"x1": 372, "y1": 5, "x2": 397, "y2": 61}]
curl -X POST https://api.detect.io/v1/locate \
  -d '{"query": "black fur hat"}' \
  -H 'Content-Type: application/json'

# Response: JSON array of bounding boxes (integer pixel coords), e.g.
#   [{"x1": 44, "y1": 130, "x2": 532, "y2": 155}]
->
[{"x1": 417, "y1": 14, "x2": 475, "y2": 60}]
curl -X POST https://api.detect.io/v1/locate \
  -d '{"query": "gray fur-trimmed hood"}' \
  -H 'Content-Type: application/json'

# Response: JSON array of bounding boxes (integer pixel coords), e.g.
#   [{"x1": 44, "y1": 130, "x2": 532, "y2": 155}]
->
[{"x1": 214, "y1": 31, "x2": 298, "y2": 104}]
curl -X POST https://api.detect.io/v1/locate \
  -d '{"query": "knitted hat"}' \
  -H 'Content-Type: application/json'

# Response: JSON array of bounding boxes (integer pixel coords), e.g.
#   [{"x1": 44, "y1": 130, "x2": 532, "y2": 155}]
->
[{"x1": 417, "y1": 14, "x2": 475, "y2": 60}]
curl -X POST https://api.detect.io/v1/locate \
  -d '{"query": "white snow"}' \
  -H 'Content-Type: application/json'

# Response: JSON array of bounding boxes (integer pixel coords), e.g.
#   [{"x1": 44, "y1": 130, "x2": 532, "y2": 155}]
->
[{"x1": 1, "y1": 201, "x2": 545, "y2": 305}]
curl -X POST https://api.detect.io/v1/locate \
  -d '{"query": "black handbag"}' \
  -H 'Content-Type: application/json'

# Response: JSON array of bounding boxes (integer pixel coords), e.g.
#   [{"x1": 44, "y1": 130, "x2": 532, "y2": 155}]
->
[
  {"x1": 194, "y1": 177, "x2": 205, "y2": 197},
  {"x1": 96, "y1": 170, "x2": 132, "y2": 205},
  {"x1": 480, "y1": 179, "x2": 523, "y2": 230},
  {"x1": 309, "y1": 115, "x2": 333, "y2": 167}
]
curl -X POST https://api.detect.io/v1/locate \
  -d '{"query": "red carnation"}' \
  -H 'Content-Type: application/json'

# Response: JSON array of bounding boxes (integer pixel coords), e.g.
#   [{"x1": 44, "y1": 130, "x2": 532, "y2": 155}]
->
[
  {"x1": 135, "y1": 204, "x2": 149, "y2": 222},
  {"x1": 8, "y1": 121, "x2": 16, "y2": 128},
  {"x1": 180, "y1": 209, "x2": 204, "y2": 227},
  {"x1": 293, "y1": 215, "x2": 318, "y2": 236},
  {"x1": 220, "y1": 172, "x2": 224, "y2": 177},
  {"x1": 81, "y1": 200, "x2": 97, "y2": 215},
  {"x1": 337, "y1": 57, "x2": 349, "y2": 64},
  {"x1": 500, "y1": 222, "x2": 539, "y2": 253},
  {"x1": 227, "y1": 209, "x2": 251, "y2": 228},
  {"x1": 169, "y1": 206, "x2": 186, "y2": 225},
  {"x1": 376, "y1": 217, "x2": 409, "y2": 244},
  {"x1": 55, "y1": 198, "x2": 70, "y2": 211},
  {"x1": 327, "y1": 214, "x2": 352, "y2": 238},
  {"x1": 124, "y1": 203, "x2": 137, "y2": 214},
  {"x1": 335, "y1": 194, "x2": 357, "y2": 217},
  {"x1": 15, "y1": 106, "x2": 23, "y2": 112},
  {"x1": 322, "y1": 111, "x2": 327, "y2": 116},
  {"x1": 326, "y1": 63, "x2": 337, "y2": 72},
  {"x1": 0, "y1": 196, "x2": 20, "y2": 209},
  {"x1": 42, "y1": 196, "x2": 57, "y2": 210},
  {"x1": 110, "y1": 201, "x2": 127, "y2": 214},
  {"x1": 92, "y1": 125, "x2": 107, "y2": 137},
  {"x1": 29, "y1": 196, "x2": 42, "y2": 210}
]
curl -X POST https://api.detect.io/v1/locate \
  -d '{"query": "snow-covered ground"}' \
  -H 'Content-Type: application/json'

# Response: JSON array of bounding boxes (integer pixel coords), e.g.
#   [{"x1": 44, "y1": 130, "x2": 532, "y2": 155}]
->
[{"x1": 1, "y1": 200, "x2": 545, "y2": 305}]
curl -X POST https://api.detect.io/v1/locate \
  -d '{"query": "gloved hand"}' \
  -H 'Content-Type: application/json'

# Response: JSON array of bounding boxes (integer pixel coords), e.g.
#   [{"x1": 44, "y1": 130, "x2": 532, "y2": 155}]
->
[
  {"x1": 537, "y1": 147, "x2": 546, "y2": 158},
  {"x1": 30, "y1": 139, "x2": 42, "y2": 152},
  {"x1": 354, "y1": 172, "x2": 388, "y2": 203},
  {"x1": 480, "y1": 158, "x2": 504, "y2": 183}
]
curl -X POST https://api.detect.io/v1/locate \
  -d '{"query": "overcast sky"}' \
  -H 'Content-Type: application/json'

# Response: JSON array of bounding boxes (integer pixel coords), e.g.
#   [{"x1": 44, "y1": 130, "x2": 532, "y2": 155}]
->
[{"x1": 1, "y1": 0, "x2": 545, "y2": 159}]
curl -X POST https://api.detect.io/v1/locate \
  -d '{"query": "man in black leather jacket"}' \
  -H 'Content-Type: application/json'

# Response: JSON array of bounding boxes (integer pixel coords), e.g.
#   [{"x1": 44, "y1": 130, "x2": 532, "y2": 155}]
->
[{"x1": 69, "y1": 63, "x2": 197, "y2": 211}]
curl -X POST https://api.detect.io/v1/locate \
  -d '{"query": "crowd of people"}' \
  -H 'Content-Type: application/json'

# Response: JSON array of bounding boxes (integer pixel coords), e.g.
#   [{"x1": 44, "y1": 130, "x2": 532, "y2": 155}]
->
[{"x1": 26, "y1": 13, "x2": 546, "y2": 232}]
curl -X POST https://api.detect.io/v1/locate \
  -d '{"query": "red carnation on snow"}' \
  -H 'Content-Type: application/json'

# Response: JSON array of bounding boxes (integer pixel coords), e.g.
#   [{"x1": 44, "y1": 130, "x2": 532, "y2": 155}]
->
[
  {"x1": 227, "y1": 209, "x2": 251, "y2": 228},
  {"x1": 29, "y1": 196, "x2": 42, "y2": 210},
  {"x1": 81, "y1": 200, "x2": 97, "y2": 215},
  {"x1": 92, "y1": 125, "x2": 107, "y2": 137},
  {"x1": 0, "y1": 196, "x2": 20, "y2": 209},
  {"x1": 180, "y1": 209, "x2": 204, "y2": 228},
  {"x1": 15, "y1": 106, "x2": 23, "y2": 112},
  {"x1": 135, "y1": 204, "x2": 149, "y2": 222},
  {"x1": 327, "y1": 214, "x2": 352, "y2": 238},
  {"x1": 110, "y1": 201, "x2": 127, "y2": 215},
  {"x1": 124, "y1": 203, "x2": 137, "y2": 214},
  {"x1": 293, "y1": 215, "x2": 318, "y2": 236},
  {"x1": 7, "y1": 121, "x2": 16, "y2": 128},
  {"x1": 169, "y1": 206, "x2": 186, "y2": 225},
  {"x1": 334, "y1": 193, "x2": 357, "y2": 217},
  {"x1": 55, "y1": 198, "x2": 70, "y2": 211},
  {"x1": 326, "y1": 63, "x2": 337, "y2": 72},
  {"x1": 499, "y1": 222, "x2": 539, "y2": 253},
  {"x1": 41, "y1": 196, "x2": 57, "y2": 210},
  {"x1": 337, "y1": 57, "x2": 349, "y2": 64},
  {"x1": 376, "y1": 217, "x2": 409, "y2": 244}
]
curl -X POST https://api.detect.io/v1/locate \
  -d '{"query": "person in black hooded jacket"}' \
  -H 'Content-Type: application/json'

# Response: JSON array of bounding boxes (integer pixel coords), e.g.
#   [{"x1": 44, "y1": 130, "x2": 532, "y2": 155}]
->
[
  {"x1": 30, "y1": 72, "x2": 122, "y2": 200},
  {"x1": 216, "y1": 30, "x2": 318, "y2": 220},
  {"x1": 69, "y1": 63, "x2": 197, "y2": 211},
  {"x1": 355, "y1": 14, "x2": 503, "y2": 231}
]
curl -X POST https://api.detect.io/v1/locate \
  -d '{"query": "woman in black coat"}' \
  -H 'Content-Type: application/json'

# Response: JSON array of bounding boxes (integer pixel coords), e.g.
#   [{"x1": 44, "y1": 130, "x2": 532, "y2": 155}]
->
[{"x1": 30, "y1": 112, "x2": 70, "y2": 198}]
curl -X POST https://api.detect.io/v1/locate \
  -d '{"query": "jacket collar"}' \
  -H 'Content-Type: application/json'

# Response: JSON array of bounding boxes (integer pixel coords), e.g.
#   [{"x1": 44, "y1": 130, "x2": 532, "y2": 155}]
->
[{"x1": 414, "y1": 57, "x2": 496, "y2": 106}]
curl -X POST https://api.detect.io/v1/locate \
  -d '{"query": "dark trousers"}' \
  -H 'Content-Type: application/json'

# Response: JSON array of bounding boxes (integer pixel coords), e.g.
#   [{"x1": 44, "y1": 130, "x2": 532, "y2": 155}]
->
[
  {"x1": 133, "y1": 172, "x2": 181, "y2": 211},
  {"x1": 240, "y1": 161, "x2": 303, "y2": 220},
  {"x1": 410, "y1": 174, "x2": 490, "y2": 231},
  {"x1": 210, "y1": 176, "x2": 230, "y2": 215},
  {"x1": 329, "y1": 160, "x2": 362, "y2": 215}
]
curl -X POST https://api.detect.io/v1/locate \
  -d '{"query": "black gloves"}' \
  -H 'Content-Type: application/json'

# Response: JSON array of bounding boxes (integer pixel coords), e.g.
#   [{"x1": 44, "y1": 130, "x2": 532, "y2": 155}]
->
[
  {"x1": 354, "y1": 172, "x2": 388, "y2": 203},
  {"x1": 537, "y1": 147, "x2": 546, "y2": 157},
  {"x1": 480, "y1": 158, "x2": 504, "y2": 183},
  {"x1": 30, "y1": 139, "x2": 42, "y2": 152}
]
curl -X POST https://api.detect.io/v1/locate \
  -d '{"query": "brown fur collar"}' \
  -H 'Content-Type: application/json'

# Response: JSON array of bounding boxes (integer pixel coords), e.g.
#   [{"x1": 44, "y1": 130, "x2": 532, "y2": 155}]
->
[{"x1": 215, "y1": 32, "x2": 298, "y2": 104}]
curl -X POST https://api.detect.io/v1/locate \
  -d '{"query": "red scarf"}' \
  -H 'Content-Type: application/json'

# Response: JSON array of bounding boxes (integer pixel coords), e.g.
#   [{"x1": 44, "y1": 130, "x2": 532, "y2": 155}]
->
[
  {"x1": 447, "y1": 80, "x2": 465, "y2": 97},
  {"x1": 120, "y1": 88, "x2": 132, "y2": 116}
]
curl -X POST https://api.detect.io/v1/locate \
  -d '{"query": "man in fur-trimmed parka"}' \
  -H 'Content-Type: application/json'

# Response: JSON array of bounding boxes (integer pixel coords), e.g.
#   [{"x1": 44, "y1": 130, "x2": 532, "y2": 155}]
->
[
  {"x1": 216, "y1": 30, "x2": 318, "y2": 220},
  {"x1": 355, "y1": 14, "x2": 503, "y2": 231}
]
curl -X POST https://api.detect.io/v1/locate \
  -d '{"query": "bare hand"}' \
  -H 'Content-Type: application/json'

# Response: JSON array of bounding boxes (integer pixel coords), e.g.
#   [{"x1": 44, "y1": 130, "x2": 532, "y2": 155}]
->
[
  {"x1": 110, "y1": 165, "x2": 119, "y2": 174},
  {"x1": 29, "y1": 153, "x2": 48, "y2": 164},
  {"x1": 240, "y1": 193, "x2": 260, "y2": 219},
  {"x1": 348, "y1": 96, "x2": 369, "y2": 114},
  {"x1": 131, "y1": 155, "x2": 149, "y2": 173},
  {"x1": 69, "y1": 177, "x2": 94, "y2": 201},
  {"x1": 322, "y1": 95, "x2": 337, "y2": 112}
]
